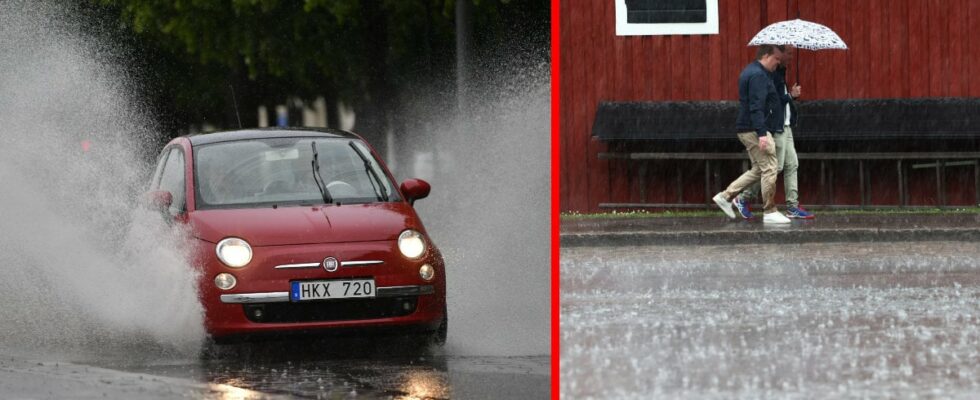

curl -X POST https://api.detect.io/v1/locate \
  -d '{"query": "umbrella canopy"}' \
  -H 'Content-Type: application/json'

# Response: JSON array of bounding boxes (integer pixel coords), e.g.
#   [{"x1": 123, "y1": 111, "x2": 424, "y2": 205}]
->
[{"x1": 748, "y1": 19, "x2": 847, "y2": 50}]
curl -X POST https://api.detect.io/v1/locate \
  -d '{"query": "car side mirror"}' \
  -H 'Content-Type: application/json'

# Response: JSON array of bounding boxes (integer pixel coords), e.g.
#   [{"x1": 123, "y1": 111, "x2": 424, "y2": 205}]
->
[
  {"x1": 143, "y1": 190, "x2": 173, "y2": 213},
  {"x1": 400, "y1": 179, "x2": 431, "y2": 205}
]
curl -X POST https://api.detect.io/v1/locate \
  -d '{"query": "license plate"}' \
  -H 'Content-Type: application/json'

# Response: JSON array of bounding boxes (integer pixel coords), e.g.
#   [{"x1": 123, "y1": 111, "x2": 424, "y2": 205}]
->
[{"x1": 290, "y1": 279, "x2": 375, "y2": 301}]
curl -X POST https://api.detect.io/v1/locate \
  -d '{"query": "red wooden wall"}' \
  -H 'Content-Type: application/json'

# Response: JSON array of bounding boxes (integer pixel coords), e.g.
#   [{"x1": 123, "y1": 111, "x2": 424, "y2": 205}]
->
[{"x1": 560, "y1": 0, "x2": 980, "y2": 212}]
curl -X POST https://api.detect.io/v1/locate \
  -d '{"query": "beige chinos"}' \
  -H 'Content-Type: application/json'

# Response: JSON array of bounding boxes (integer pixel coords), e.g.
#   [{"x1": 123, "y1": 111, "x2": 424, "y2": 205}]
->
[
  {"x1": 737, "y1": 126, "x2": 800, "y2": 207},
  {"x1": 721, "y1": 131, "x2": 779, "y2": 213}
]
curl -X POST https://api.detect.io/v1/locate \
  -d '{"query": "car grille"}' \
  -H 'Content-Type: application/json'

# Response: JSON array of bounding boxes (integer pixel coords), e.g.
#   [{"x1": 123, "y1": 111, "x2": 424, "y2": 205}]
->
[{"x1": 242, "y1": 296, "x2": 418, "y2": 323}]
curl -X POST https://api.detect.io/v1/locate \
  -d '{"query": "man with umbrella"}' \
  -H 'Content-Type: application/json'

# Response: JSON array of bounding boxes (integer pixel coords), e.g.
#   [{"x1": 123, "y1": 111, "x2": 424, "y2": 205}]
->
[
  {"x1": 713, "y1": 19, "x2": 845, "y2": 222},
  {"x1": 732, "y1": 45, "x2": 815, "y2": 220},
  {"x1": 712, "y1": 44, "x2": 792, "y2": 224}
]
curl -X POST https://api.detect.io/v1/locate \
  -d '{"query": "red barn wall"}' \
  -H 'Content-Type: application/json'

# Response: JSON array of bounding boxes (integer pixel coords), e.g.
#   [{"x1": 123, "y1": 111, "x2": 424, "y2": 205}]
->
[{"x1": 560, "y1": 0, "x2": 980, "y2": 212}]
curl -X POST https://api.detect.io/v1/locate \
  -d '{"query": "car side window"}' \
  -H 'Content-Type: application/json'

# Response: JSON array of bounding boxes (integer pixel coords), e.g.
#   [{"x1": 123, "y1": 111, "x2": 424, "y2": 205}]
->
[
  {"x1": 151, "y1": 149, "x2": 169, "y2": 190},
  {"x1": 158, "y1": 148, "x2": 186, "y2": 215}
]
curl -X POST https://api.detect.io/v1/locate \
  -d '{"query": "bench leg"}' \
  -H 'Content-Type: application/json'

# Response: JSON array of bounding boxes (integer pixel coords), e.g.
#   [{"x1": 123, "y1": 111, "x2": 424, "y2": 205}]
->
[
  {"x1": 937, "y1": 160, "x2": 946, "y2": 207},
  {"x1": 704, "y1": 160, "x2": 711, "y2": 204},
  {"x1": 675, "y1": 162, "x2": 683, "y2": 204},
  {"x1": 820, "y1": 160, "x2": 826, "y2": 205},
  {"x1": 859, "y1": 160, "x2": 866, "y2": 207},
  {"x1": 638, "y1": 161, "x2": 648, "y2": 203},
  {"x1": 897, "y1": 160, "x2": 905, "y2": 207},
  {"x1": 828, "y1": 163, "x2": 835, "y2": 206}
]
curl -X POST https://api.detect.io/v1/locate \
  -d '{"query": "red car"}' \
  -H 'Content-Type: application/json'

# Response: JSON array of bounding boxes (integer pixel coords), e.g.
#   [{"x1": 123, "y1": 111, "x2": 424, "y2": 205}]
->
[{"x1": 145, "y1": 128, "x2": 447, "y2": 344}]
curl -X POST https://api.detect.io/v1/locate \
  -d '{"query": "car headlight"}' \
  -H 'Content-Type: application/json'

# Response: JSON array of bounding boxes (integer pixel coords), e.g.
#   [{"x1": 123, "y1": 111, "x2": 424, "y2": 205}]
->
[
  {"x1": 216, "y1": 237, "x2": 252, "y2": 268},
  {"x1": 398, "y1": 230, "x2": 426, "y2": 259}
]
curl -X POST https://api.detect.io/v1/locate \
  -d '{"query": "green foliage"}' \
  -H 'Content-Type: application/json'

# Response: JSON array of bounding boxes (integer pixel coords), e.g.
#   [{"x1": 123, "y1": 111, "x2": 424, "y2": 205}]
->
[{"x1": 93, "y1": 0, "x2": 548, "y2": 131}]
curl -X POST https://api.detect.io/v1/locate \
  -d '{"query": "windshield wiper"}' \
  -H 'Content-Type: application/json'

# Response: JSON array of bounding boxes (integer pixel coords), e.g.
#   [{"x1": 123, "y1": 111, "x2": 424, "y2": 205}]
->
[
  {"x1": 311, "y1": 142, "x2": 334, "y2": 204},
  {"x1": 348, "y1": 142, "x2": 389, "y2": 202}
]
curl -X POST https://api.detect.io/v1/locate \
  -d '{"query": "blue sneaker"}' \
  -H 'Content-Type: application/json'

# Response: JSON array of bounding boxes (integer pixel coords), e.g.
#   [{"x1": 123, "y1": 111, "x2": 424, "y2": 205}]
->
[
  {"x1": 732, "y1": 197, "x2": 754, "y2": 219},
  {"x1": 786, "y1": 206, "x2": 815, "y2": 219}
]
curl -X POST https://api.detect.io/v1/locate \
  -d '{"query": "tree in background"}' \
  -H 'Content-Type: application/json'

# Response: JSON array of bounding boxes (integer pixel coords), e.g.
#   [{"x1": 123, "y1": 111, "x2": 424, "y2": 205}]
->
[{"x1": 94, "y1": 0, "x2": 548, "y2": 141}]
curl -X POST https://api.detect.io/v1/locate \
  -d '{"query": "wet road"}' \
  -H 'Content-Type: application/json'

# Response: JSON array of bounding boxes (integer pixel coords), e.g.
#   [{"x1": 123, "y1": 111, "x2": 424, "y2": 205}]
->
[
  {"x1": 561, "y1": 241, "x2": 980, "y2": 399},
  {"x1": 1, "y1": 340, "x2": 548, "y2": 399}
]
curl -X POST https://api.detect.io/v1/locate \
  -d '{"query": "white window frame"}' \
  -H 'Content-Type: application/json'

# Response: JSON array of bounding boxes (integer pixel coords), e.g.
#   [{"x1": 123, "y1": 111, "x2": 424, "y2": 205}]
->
[{"x1": 615, "y1": 0, "x2": 719, "y2": 36}]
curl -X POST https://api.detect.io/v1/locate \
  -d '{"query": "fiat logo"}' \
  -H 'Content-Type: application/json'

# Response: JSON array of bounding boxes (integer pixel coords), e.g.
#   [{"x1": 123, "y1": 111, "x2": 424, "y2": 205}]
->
[{"x1": 322, "y1": 257, "x2": 339, "y2": 272}]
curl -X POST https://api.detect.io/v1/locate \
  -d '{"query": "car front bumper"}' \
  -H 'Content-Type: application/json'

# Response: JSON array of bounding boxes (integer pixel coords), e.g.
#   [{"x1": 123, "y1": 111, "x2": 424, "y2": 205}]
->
[{"x1": 219, "y1": 284, "x2": 435, "y2": 304}]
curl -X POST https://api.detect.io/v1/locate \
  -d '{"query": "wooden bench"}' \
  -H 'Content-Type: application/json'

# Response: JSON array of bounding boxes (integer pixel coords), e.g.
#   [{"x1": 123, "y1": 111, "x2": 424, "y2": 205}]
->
[
  {"x1": 592, "y1": 98, "x2": 980, "y2": 209},
  {"x1": 597, "y1": 151, "x2": 980, "y2": 209}
]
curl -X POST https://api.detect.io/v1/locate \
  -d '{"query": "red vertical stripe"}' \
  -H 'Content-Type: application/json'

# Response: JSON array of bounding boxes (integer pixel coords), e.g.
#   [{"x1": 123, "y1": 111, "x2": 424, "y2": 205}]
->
[
  {"x1": 866, "y1": 0, "x2": 883, "y2": 99},
  {"x1": 831, "y1": 0, "x2": 849, "y2": 99},
  {"x1": 564, "y1": 0, "x2": 575, "y2": 211},
  {"x1": 566, "y1": 0, "x2": 585, "y2": 211},
  {"x1": 766, "y1": 0, "x2": 786, "y2": 23},
  {"x1": 588, "y1": 1, "x2": 613, "y2": 210},
  {"x1": 622, "y1": 4, "x2": 637, "y2": 199},
  {"x1": 927, "y1": 0, "x2": 944, "y2": 97},
  {"x1": 642, "y1": 36, "x2": 655, "y2": 100},
  {"x1": 947, "y1": 0, "x2": 964, "y2": 97},
  {"x1": 890, "y1": 0, "x2": 909, "y2": 99},
  {"x1": 797, "y1": 0, "x2": 814, "y2": 96},
  {"x1": 690, "y1": 35, "x2": 706, "y2": 99},
  {"x1": 652, "y1": 36, "x2": 669, "y2": 100},
  {"x1": 850, "y1": 0, "x2": 868, "y2": 98},
  {"x1": 880, "y1": 0, "x2": 892, "y2": 99},
  {"x1": 721, "y1": 0, "x2": 739, "y2": 100},
  {"x1": 632, "y1": 37, "x2": 647, "y2": 101},
  {"x1": 550, "y1": 0, "x2": 559, "y2": 396},
  {"x1": 708, "y1": 27, "x2": 722, "y2": 99},
  {"x1": 669, "y1": 36, "x2": 687, "y2": 99},
  {"x1": 908, "y1": 0, "x2": 927, "y2": 97},
  {"x1": 964, "y1": 0, "x2": 980, "y2": 97}
]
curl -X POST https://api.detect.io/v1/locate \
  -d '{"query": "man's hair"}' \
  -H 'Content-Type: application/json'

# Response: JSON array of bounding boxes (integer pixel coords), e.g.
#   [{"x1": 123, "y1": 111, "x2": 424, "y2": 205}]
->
[{"x1": 756, "y1": 44, "x2": 783, "y2": 60}]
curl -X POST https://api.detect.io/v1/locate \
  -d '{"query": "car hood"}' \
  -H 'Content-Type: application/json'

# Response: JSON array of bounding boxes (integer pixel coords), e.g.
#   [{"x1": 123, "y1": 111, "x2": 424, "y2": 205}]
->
[{"x1": 189, "y1": 203, "x2": 417, "y2": 246}]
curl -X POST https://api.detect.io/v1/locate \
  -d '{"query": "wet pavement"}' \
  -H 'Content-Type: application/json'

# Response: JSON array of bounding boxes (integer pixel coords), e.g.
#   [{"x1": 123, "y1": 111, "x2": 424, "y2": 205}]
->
[
  {"x1": 0, "y1": 340, "x2": 548, "y2": 399},
  {"x1": 562, "y1": 214, "x2": 980, "y2": 246},
  {"x1": 561, "y1": 214, "x2": 980, "y2": 398}
]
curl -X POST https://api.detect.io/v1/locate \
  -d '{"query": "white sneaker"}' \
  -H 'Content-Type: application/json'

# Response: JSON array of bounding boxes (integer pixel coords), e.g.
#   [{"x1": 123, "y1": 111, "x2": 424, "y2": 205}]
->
[
  {"x1": 763, "y1": 211, "x2": 791, "y2": 224},
  {"x1": 712, "y1": 193, "x2": 736, "y2": 219}
]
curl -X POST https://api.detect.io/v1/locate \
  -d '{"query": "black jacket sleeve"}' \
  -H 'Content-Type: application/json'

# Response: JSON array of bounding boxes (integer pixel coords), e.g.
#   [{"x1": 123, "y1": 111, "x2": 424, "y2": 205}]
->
[{"x1": 748, "y1": 73, "x2": 769, "y2": 137}]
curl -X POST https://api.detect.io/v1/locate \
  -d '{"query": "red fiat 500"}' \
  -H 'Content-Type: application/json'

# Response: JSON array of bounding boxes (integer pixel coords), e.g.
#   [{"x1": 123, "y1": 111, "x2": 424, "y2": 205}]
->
[{"x1": 146, "y1": 128, "x2": 446, "y2": 343}]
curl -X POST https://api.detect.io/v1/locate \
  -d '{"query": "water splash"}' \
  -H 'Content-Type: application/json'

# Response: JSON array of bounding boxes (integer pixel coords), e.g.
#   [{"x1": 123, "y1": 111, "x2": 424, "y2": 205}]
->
[
  {"x1": 0, "y1": 0, "x2": 204, "y2": 357},
  {"x1": 394, "y1": 53, "x2": 551, "y2": 356}
]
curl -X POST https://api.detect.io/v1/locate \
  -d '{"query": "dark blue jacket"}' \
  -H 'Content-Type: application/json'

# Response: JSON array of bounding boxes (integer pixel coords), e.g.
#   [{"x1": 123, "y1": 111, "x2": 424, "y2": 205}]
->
[
  {"x1": 768, "y1": 65, "x2": 798, "y2": 132},
  {"x1": 735, "y1": 60, "x2": 780, "y2": 137}
]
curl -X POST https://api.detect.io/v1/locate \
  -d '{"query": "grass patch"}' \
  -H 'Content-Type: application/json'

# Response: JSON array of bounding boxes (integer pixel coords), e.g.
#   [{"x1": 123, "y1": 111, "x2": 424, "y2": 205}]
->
[{"x1": 561, "y1": 207, "x2": 980, "y2": 220}]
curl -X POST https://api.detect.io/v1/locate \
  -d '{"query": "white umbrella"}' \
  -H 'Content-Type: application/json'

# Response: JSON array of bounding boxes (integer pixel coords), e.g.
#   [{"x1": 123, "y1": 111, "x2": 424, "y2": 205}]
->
[{"x1": 748, "y1": 19, "x2": 847, "y2": 50}]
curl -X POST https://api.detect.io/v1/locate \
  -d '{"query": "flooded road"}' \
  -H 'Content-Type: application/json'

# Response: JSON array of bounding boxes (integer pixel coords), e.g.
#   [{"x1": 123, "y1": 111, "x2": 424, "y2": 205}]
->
[
  {"x1": 561, "y1": 241, "x2": 980, "y2": 399},
  {"x1": 2, "y1": 340, "x2": 548, "y2": 399}
]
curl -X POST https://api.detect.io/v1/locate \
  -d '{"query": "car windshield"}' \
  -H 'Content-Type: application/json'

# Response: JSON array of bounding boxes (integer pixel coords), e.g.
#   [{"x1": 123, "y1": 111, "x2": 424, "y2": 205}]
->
[{"x1": 194, "y1": 137, "x2": 399, "y2": 209}]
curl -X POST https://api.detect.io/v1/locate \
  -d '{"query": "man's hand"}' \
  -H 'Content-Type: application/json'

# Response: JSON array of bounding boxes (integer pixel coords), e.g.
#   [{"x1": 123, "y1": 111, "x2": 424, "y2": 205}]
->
[
  {"x1": 759, "y1": 135, "x2": 770, "y2": 152},
  {"x1": 790, "y1": 83, "x2": 801, "y2": 98}
]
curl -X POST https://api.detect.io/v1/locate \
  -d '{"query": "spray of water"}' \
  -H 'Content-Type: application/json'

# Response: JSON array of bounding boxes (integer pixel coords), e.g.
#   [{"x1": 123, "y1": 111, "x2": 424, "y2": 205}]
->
[
  {"x1": 0, "y1": 1, "x2": 204, "y2": 357},
  {"x1": 394, "y1": 55, "x2": 551, "y2": 356}
]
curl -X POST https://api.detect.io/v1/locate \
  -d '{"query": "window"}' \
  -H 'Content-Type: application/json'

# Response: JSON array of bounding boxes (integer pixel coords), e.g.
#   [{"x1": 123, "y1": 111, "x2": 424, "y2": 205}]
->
[
  {"x1": 157, "y1": 148, "x2": 186, "y2": 215},
  {"x1": 193, "y1": 137, "x2": 399, "y2": 209},
  {"x1": 616, "y1": 0, "x2": 719, "y2": 36}
]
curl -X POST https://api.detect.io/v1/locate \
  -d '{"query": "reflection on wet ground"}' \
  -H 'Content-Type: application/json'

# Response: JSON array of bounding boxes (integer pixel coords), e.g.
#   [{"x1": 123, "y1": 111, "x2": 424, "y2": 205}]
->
[
  {"x1": 561, "y1": 242, "x2": 980, "y2": 399},
  {"x1": 83, "y1": 339, "x2": 548, "y2": 399}
]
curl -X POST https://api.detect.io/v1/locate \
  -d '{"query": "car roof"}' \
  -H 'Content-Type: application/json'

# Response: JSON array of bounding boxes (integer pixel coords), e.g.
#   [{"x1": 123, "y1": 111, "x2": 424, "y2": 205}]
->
[{"x1": 186, "y1": 127, "x2": 361, "y2": 146}]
